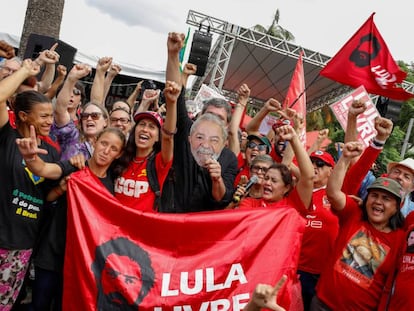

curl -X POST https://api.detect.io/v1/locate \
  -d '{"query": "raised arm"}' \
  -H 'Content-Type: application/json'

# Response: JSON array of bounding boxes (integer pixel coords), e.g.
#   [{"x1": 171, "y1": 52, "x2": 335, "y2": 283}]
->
[
  {"x1": 0, "y1": 59, "x2": 40, "y2": 128},
  {"x1": 35, "y1": 43, "x2": 60, "y2": 93},
  {"x1": 44, "y1": 64, "x2": 67, "y2": 100},
  {"x1": 344, "y1": 99, "x2": 367, "y2": 143},
  {"x1": 275, "y1": 124, "x2": 314, "y2": 208},
  {"x1": 228, "y1": 83, "x2": 250, "y2": 156},
  {"x1": 166, "y1": 32, "x2": 185, "y2": 86},
  {"x1": 342, "y1": 116, "x2": 393, "y2": 195},
  {"x1": 126, "y1": 80, "x2": 143, "y2": 109},
  {"x1": 55, "y1": 63, "x2": 91, "y2": 127},
  {"x1": 246, "y1": 98, "x2": 282, "y2": 135},
  {"x1": 181, "y1": 63, "x2": 197, "y2": 88},
  {"x1": 15, "y1": 125, "x2": 63, "y2": 179},
  {"x1": 160, "y1": 81, "x2": 180, "y2": 164},
  {"x1": 90, "y1": 56, "x2": 112, "y2": 105},
  {"x1": 103, "y1": 63, "x2": 121, "y2": 102},
  {"x1": 307, "y1": 129, "x2": 329, "y2": 155},
  {"x1": 326, "y1": 141, "x2": 364, "y2": 211}
]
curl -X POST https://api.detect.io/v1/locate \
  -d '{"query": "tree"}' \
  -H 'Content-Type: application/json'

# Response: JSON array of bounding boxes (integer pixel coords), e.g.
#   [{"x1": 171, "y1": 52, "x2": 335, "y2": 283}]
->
[
  {"x1": 18, "y1": 0, "x2": 65, "y2": 58},
  {"x1": 252, "y1": 9, "x2": 295, "y2": 41}
]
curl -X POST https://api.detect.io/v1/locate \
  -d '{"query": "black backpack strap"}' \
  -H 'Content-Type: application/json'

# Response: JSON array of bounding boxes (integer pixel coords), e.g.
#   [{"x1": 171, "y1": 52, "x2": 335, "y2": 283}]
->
[{"x1": 146, "y1": 153, "x2": 161, "y2": 211}]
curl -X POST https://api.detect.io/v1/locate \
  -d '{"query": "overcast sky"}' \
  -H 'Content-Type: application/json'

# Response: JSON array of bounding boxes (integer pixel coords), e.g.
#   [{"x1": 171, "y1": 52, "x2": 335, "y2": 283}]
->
[{"x1": 2, "y1": 0, "x2": 413, "y2": 71}]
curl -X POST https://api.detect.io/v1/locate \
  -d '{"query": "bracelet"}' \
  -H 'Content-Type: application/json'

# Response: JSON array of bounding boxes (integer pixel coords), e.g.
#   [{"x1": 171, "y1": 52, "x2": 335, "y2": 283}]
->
[
  {"x1": 161, "y1": 125, "x2": 177, "y2": 136},
  {"x1": 371, "y1": 139, "x2": 385, "y2": 149},
  {"x1": 371, "y1": 138, "x2": 385, "y2": 148},
  {"x1": 24, "y1": 155, "x2": 37, "y2": 163}
]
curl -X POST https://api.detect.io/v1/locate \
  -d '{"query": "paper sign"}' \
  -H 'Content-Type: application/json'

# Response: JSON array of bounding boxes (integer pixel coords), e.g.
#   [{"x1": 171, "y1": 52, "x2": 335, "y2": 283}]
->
[{"x1": 330, "y1": 86, "x2": 380, "y2": 147}]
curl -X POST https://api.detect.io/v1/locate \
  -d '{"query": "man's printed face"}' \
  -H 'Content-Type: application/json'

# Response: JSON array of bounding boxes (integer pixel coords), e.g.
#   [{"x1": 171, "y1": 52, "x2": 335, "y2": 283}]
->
[{"x1": 101, "y1": 254, "x2": 143, "y2": 306}]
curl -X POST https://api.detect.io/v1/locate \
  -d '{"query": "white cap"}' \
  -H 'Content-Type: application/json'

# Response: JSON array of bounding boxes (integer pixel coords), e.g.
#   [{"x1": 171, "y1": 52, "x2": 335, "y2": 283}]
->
[{"x1": 387, "y1": 158, "x2": 414, "y2": 174}]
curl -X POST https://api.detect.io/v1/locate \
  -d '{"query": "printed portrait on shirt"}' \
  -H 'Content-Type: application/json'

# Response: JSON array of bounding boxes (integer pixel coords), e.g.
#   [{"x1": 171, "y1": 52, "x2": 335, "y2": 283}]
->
[
  {"x1": 406, "y1": 228, "x2": 414, "y2": 254},
  {"x1": 335, "y1": 229, "x2": 388, "y2": 289}
]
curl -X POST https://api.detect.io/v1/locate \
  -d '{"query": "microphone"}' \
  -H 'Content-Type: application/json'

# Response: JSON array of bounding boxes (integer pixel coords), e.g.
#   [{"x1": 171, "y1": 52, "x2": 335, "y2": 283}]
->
[{"x1": 232, "y1": 175, "x2": 259, "y2": 203}]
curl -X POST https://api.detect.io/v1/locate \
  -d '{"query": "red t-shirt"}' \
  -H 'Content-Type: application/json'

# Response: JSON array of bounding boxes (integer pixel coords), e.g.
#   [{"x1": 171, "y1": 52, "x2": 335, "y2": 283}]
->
[
  {"x1": 383, "y1": 212, "x2": 414, "y2": 311},
  {"x1": 298, "y1": 187, "x2": 339, "y2": 274},
  {"x1": 114, "y1": 153, "x2": 172, "y2": 212},
  {"x1": 237, "y1": 188, "x2": 306, "y2": 311},
  {"x1": 316, "y1": 196, "x2": 405, "y2": 310},
  {"x1": 238, "y1": 187, "x2": 306, "y2": 212}
]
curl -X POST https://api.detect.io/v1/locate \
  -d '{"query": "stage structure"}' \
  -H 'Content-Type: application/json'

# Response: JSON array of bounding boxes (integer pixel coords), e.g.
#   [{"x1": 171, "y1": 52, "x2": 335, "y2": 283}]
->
[{"x1": 186, "y1": 10, "x2": 414, "y2": 112}]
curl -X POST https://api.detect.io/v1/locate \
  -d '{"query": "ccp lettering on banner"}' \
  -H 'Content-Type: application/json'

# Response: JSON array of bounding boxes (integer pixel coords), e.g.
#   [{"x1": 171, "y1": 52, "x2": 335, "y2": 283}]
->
[{"x1": 330, "y1": 85, "x2": 380, "y2": 148}]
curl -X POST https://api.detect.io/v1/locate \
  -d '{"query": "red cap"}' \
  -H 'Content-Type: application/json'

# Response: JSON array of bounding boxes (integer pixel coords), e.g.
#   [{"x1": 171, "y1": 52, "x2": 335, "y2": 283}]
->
[
  {"x1": 133, "y1": 111, "x2": 163, "y2": 128},
  {"x1": 310, "y1": 150, "x2": 335, "y2": 167}
]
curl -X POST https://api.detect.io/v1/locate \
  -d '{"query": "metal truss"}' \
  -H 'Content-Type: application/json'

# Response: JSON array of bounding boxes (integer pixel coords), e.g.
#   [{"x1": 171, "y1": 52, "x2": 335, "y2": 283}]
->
[{"x1": 186, "y1": 9, "x2": 414, "y2": 111}]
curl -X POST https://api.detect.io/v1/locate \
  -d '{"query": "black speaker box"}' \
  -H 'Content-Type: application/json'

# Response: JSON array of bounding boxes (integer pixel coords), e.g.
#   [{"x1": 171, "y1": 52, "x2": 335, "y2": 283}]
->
[
  {"x1": 376, "y1": 96, "x2": 402, "y2": 123},
  {"x1": 188, "y1": 31, "x2": 212, "y2": 77},
  {"x1": 24, "y1": 33, "x2": 77, "y2": 70}
]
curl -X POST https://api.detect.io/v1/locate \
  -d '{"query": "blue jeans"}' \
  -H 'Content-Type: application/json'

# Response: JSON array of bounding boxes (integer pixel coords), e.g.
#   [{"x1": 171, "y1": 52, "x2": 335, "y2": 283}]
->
[
  {"x1": 298, "y1": 270, "x2": 320, "y2": 311},
  {"x1": 28, "y1": 267, "x2": 62, "y2": 311}
]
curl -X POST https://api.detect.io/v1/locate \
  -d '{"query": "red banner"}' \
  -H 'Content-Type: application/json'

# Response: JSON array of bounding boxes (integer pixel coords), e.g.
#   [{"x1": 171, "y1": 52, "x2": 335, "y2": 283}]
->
[
  {"x1": 284, "y1": 52, "x2": 306, "y2": 145},
  {"x1": 320, "y1": 13, "x2": 413, "y2": 101},
  {"x1": 63, "y1": 168, "x2": 305, "y2": 310}
]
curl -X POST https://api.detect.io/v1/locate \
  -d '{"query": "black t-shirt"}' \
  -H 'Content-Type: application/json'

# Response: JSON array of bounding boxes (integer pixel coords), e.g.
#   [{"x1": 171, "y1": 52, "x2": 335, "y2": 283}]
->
[
  {"x1": 160, "y1": 91, "x2": 238, "y2": 213},
  {"x1": 34, "y1": 162, "x2": 115, "y2": 271},
  {"x1": 0, "y1": 123, "x2": 59, "y2": 250}
]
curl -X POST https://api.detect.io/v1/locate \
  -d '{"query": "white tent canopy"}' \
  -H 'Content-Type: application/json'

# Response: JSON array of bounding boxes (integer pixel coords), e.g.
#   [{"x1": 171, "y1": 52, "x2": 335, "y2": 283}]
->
[{"x1": 0, "y1": 32, "x2": 166, "y2": 83}]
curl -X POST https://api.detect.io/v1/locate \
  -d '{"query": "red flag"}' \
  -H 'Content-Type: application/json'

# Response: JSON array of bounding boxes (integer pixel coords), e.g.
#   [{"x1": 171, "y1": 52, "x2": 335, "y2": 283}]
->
[
  {"x1": 284, "y1": 51, "x2": 306, "y2": 145},
  {"x1": 63, "y1": 168, "x2": 305, "y2": 310},
  {"x1": 320, "y1": 13, "x2": 413, "y2": 101}
]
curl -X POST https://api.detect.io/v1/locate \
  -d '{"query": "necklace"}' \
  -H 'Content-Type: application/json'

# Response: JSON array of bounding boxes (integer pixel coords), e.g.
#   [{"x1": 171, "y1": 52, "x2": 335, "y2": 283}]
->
[
  {"x1": 131, "y1": 157, "x2": 145, "y2": 176},
  {"x1": 133, "y1": 157, "x2": 145, "y2": 164}
]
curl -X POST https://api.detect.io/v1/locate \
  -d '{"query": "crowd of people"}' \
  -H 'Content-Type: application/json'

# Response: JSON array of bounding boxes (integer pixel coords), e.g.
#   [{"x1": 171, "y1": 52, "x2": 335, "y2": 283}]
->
[{"x1": 1, "y1": 29, "x2": 414, "y2": 311}]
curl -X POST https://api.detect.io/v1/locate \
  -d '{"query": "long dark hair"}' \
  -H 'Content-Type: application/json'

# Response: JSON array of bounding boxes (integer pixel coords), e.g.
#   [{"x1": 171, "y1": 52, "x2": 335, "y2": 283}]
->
[
  {"x1": 116, "y1": 121, "x2": 161, "y2": 173},
  {"x1": 14, "y1": 90, "x2": 51, "y2": 127}
]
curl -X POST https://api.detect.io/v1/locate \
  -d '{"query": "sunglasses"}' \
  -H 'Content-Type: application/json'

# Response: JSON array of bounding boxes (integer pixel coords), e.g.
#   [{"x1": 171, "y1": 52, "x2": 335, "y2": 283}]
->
[
  {"x1": 312, "y1": 159, "x2": 330, "y2": 168},
  {"x1": 80, "y1": 112, "x2": 102, "y2": 121},
  {"x1": 73, "y1": 88, "x2": 82, "y2": 96},
  {"x1": 250, "y1": 165, "x2": 269, "y2": 173},
  {"x1": 247, "y1": 141, "x2": 267, "y2": 151},
  {"x1": 110, "y1": 117, "x2": 130, "y2": 124}
]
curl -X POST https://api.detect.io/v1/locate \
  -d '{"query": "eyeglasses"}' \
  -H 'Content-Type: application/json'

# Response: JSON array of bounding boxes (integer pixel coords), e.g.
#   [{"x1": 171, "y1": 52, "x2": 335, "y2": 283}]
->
[
  {"x1": 312, "y1": 159, "x2": 329, "y2": 168},
  {"x1": 110, "y1": 117, "x2": 130, "y2": 124},
  {"x1": 247, "y1": 141, "x2": 267, "y2": 151},
  {"x1": 251, "y1": 165, "x2": 269, "y2": 173},
  {"x1": 80, "y1": 112, "x2": 102, "y2": 120},
  {"x1": 73, "y1": 88, "x2": 81, "y2": 96}
]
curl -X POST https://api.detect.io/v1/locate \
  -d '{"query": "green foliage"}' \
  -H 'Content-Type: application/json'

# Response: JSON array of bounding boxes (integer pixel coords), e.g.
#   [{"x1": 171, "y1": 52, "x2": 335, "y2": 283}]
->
[{"x1": 375, "y1": 126, "x2": 404, "y2": 175}]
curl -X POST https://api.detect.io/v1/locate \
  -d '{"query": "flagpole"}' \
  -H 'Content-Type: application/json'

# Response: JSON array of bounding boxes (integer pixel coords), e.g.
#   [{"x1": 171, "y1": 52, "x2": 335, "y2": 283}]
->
[{"x1": 288, "y1": 73, "x2": 321, "y2": 109}]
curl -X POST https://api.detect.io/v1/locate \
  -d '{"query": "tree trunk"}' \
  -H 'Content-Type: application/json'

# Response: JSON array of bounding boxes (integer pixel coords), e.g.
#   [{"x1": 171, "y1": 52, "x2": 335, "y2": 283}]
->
[{"x1": 18, "y1": 0, "x2": 65, "y2": 58}]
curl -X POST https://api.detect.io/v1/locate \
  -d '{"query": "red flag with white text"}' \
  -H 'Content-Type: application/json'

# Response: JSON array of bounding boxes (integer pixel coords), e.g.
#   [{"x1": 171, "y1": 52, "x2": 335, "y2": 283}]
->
[
  {"x1": 284, "y1": 52, "x2": 306, "y2": 145},
  {"x1": 320, "y1": 13, "x2": 413, "y2": 101},
  {"x1": 62, "y1": 168, "x2": 305, "y2": 310}
]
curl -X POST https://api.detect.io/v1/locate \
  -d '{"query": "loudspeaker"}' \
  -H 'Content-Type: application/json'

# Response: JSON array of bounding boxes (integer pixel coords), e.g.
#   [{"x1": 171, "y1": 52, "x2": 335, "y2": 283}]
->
[
  {"x1": 376, "y1": 96, "x2": 402, "y2": 123},
  {"x1": 188, "y1": 30, "x2": 212, "y2": 77},
  {"x1": 24, "y1": 33, "x2": 77, "y2": 70}
]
